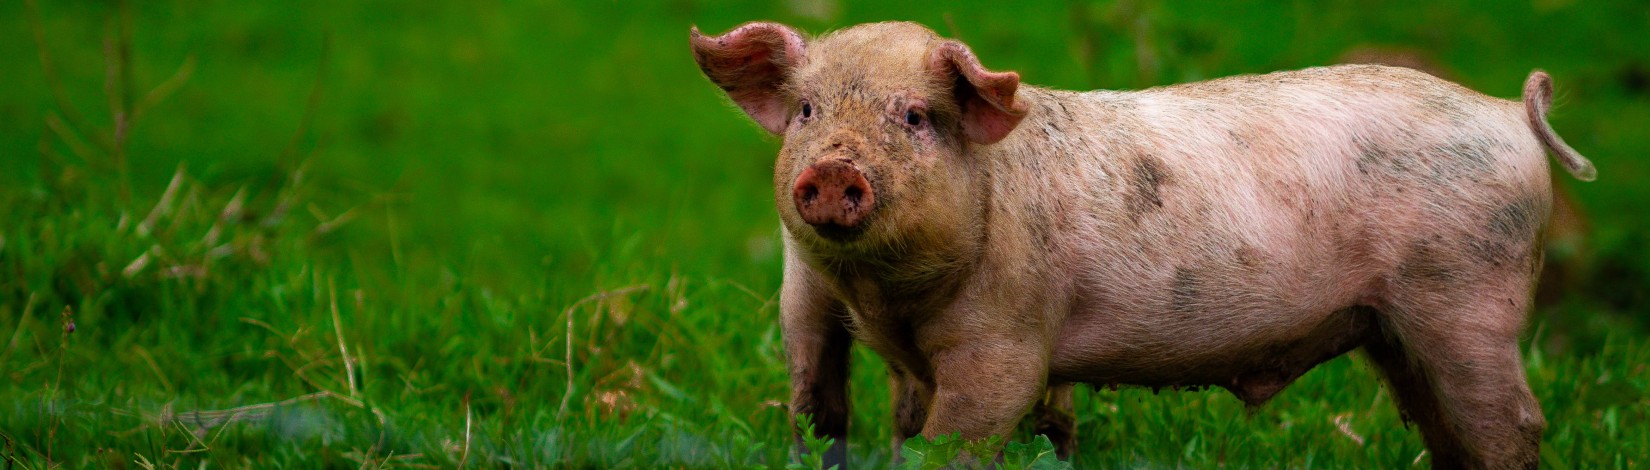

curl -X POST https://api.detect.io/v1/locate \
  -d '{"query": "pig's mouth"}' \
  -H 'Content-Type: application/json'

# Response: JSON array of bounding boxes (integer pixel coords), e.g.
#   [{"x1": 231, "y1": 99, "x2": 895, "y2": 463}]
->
[
  {"x1": 791, "y1": 159, "x2": 876, "y2": 242},
  {"x1": 805, "y1": 217, "x2": 869, "y2": 242}
]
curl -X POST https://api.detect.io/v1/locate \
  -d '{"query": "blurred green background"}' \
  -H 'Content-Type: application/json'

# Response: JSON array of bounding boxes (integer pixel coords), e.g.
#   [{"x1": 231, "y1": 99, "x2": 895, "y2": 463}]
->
[{"x1": 1, "y1": 0, "x2": 1646, "y2": 467}]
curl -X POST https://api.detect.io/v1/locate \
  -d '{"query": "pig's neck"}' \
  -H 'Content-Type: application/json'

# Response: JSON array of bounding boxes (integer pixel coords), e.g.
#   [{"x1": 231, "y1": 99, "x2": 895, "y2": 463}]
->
[
  {"x1": 809, "y1": 222, "x2": 982, "y2": 315},
  {"x1": 955, "y1": 86, "x2": 1100, "y2": 275}
]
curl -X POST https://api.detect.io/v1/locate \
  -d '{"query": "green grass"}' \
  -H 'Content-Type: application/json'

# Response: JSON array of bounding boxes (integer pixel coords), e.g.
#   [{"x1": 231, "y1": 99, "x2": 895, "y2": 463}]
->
[{"x1": 2, "y1": 0, "x2": 1647, "y2": 468}]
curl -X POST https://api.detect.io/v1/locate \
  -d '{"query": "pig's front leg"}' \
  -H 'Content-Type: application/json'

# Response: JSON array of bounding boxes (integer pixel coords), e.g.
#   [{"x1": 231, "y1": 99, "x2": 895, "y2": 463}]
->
[
  {"x1": 921, "y1": 336, "x2": 1048, "y2": 447},
  {"x1": 781, "y1": 262, "x2": 852, "y2": 468},
  {"x1": 1033, "y1": 383, "x2": 1077, "y2": 459},
  {"x1": 889, "y1": 365, "x2": 934, "y2": 454}
]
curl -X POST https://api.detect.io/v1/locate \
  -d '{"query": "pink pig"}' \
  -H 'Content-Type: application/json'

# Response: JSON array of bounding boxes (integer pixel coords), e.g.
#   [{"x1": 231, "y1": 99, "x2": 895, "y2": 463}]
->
[{"x1": 691, "y1": 21, "x2": 1595, "y2": 469}]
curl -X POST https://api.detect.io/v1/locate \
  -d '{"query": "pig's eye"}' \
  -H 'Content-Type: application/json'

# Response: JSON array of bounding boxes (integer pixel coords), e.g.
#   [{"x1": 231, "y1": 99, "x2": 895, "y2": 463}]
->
[
  {"x1": 904, "y1": 109, "x2": 924, "y2": 127},
  {"x1": 801, "y1": 102, "x2": 813, "y2": 119}
]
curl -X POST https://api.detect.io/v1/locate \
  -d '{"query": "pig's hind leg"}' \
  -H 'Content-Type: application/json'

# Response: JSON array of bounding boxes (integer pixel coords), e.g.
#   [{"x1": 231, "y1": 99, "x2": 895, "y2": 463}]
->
[
  {"x1": 1369, "y1": 256, "x2": 1545, "y2": 469},
  {"x1": 1364, "y1": 327, "x2": 1468, "y2": 466}
]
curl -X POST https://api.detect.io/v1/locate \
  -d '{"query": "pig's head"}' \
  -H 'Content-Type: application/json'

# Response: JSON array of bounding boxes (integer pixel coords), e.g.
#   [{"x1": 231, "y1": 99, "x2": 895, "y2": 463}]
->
[{"x1": 691, "y1": 21, "x2": 1028, "y2": 254}]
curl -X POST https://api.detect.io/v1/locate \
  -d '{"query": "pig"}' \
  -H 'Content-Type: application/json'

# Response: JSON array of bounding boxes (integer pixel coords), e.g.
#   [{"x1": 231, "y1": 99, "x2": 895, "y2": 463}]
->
[{"x1": 690, "y1": 21, "x2": 1596, "y2": 469}]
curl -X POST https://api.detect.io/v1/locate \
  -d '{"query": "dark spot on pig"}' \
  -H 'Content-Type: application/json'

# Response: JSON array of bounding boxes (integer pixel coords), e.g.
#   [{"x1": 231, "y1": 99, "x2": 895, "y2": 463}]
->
[
  {"x1": 1466, "y1": 194, "x2": 1543, "y2": 267},
  {"x1": 842, "y1": 74, "x2": 866, "y2": 95},
  {"x1": 1048, "y1": 100, "x2": 1073, "y2": 120},
  {"x1": 1354, "y1": 137, "x2": 1414, "y2": 177},
  {"x1": 1023, "y1": 197, "x2": 1055, "y2": 246},
  {"x1": 1355, "y1": 145, "x2": 1384, "y2": 176},
  {"x1": 1125, "y1": 154, "x2": 1170, "y2": 221},
  {"x1": 1467, "y1": 236, "x2": 1514, "y2": 267},
  {"x1": 1170, "y1": 266, "x2": 1202, "y2": 313},
  {"x1": 1359, "y1": 134, "x2": 1494, "y2": 183},
  {"x1": 1430, "y1": 138, "x2": 1494, "y2": 179},
  {"x1": 1488, "y1": 195, "x2": 1540, "y2": 240},
  {"x1": 1421, "y1": 93, "x2": 1472, "y2": 123},
  {"x1": 1397, "y1": 239, "x2": 1457, "y2": 283},
  {"x1": 1234, "y1": 245, "x2": 1263, "y2": 269},
  {"x1": 1228, "y1": 129, "x2": 1250, "y2": 149}
]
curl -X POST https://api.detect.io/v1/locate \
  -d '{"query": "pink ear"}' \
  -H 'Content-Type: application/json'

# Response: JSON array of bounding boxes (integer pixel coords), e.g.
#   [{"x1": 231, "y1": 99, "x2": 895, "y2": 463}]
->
[
  {"x1": 690, "y1": 22, "x2": 808, "y2": 135},
  {"x1": 929, "y1": 41, "x2": 1028, "y2": 145}
]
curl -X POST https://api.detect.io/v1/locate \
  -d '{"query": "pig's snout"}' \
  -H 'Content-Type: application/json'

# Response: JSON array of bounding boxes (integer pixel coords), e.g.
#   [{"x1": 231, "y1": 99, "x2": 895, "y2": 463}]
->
[{"x1": 792, "y1": 160, "x2": 875, "y2": 236}]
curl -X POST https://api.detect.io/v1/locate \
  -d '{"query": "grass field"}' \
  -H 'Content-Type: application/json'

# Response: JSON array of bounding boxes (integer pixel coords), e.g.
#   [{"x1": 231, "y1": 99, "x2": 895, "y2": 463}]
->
[{"x1": 2, "y1": 0, "x2": 1647, "y2": 468}]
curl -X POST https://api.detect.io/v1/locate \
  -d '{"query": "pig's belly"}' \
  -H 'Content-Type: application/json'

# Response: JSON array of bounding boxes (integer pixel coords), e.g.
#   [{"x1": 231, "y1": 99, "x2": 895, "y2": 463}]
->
[
  {"x1": 1047, "y1": 274, "x2": 1378, "y2": 401},
  {"x1": 1045, "y1": 214, "x2": 1381, "y2": 395}
]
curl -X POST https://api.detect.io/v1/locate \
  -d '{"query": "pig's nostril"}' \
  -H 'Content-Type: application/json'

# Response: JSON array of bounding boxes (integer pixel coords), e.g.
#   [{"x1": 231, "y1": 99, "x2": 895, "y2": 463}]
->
[
  {"x1": 800, "y1": 184, "x2": 820, "y2": 203},
  {"x1": 843, "y1": 185, "x2": 863, "y2": 206}
]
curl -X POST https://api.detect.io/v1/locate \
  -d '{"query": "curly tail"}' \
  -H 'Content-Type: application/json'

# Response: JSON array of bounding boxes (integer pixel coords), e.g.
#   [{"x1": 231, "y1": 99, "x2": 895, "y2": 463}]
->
[{"x1": 1523, "y1": 70, "x2": 1597, "y2": 181}]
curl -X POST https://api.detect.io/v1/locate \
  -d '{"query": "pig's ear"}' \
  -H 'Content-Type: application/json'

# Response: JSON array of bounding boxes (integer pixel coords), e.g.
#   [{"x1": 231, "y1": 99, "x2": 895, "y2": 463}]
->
[
  {"x1": 929, "y1": 41, "x2": 1028, "y2": 145},
  {"x1": 690, "y1": 22, "x2": 808, "y2": 135}
]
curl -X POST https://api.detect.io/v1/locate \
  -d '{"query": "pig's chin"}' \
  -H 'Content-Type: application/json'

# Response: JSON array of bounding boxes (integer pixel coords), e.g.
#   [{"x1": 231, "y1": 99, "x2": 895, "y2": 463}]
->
[
  {"x1": 781, "y1": 214, "x2": 876, "y2": 248},
  {"x1": 805, "y1": 221, "x2": 868, "y2": 243}
]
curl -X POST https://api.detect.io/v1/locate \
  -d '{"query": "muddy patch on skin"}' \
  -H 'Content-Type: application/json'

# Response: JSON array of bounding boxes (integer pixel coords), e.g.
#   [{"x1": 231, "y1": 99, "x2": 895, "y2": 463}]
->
[
  {"x1": 1355, "y1": 137, "x2": 1418, "y2": 177},
  {"x1": 1124, "y1": 153, "x2": 1171, "y2": 221},
  {"x1": 1356, "y1": 133, "x2": 1498, "y2": 183},
  {"x1": 1234, "y1": 245, "x2": 1264, "y2": 269},
  {"x1": 1024, "y1": 196, "x2": 1055, "y2": 246},
  {"x1": 1420, "y1": 92, "x2": 1473, "y2": 124},
  {"x1": 1429, "y1": 137, "x2": 1496, "y2": 180},
  {"x1": 1467, "y1": 236, "x2": 1515, "y2": 268},
  {"x1": 1468, "y1": 193, "x2": 1544, "y2": 268},
  {"x1": 1168, "y1": 244, "x2": 1268, "y2": 314},
  {"x1": 1397, "y1": 237, "x2": 1458, "y2": 283},
  {"x1": 1228, "y1": 129, "x2": 1251, "y2": 150},
  {"x1": 1488, "y1": 194, "x2": 1541, "y2": 240},
  {"x1": 1170, "y1": 266, "x2": 1203, "y2": 313}
]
